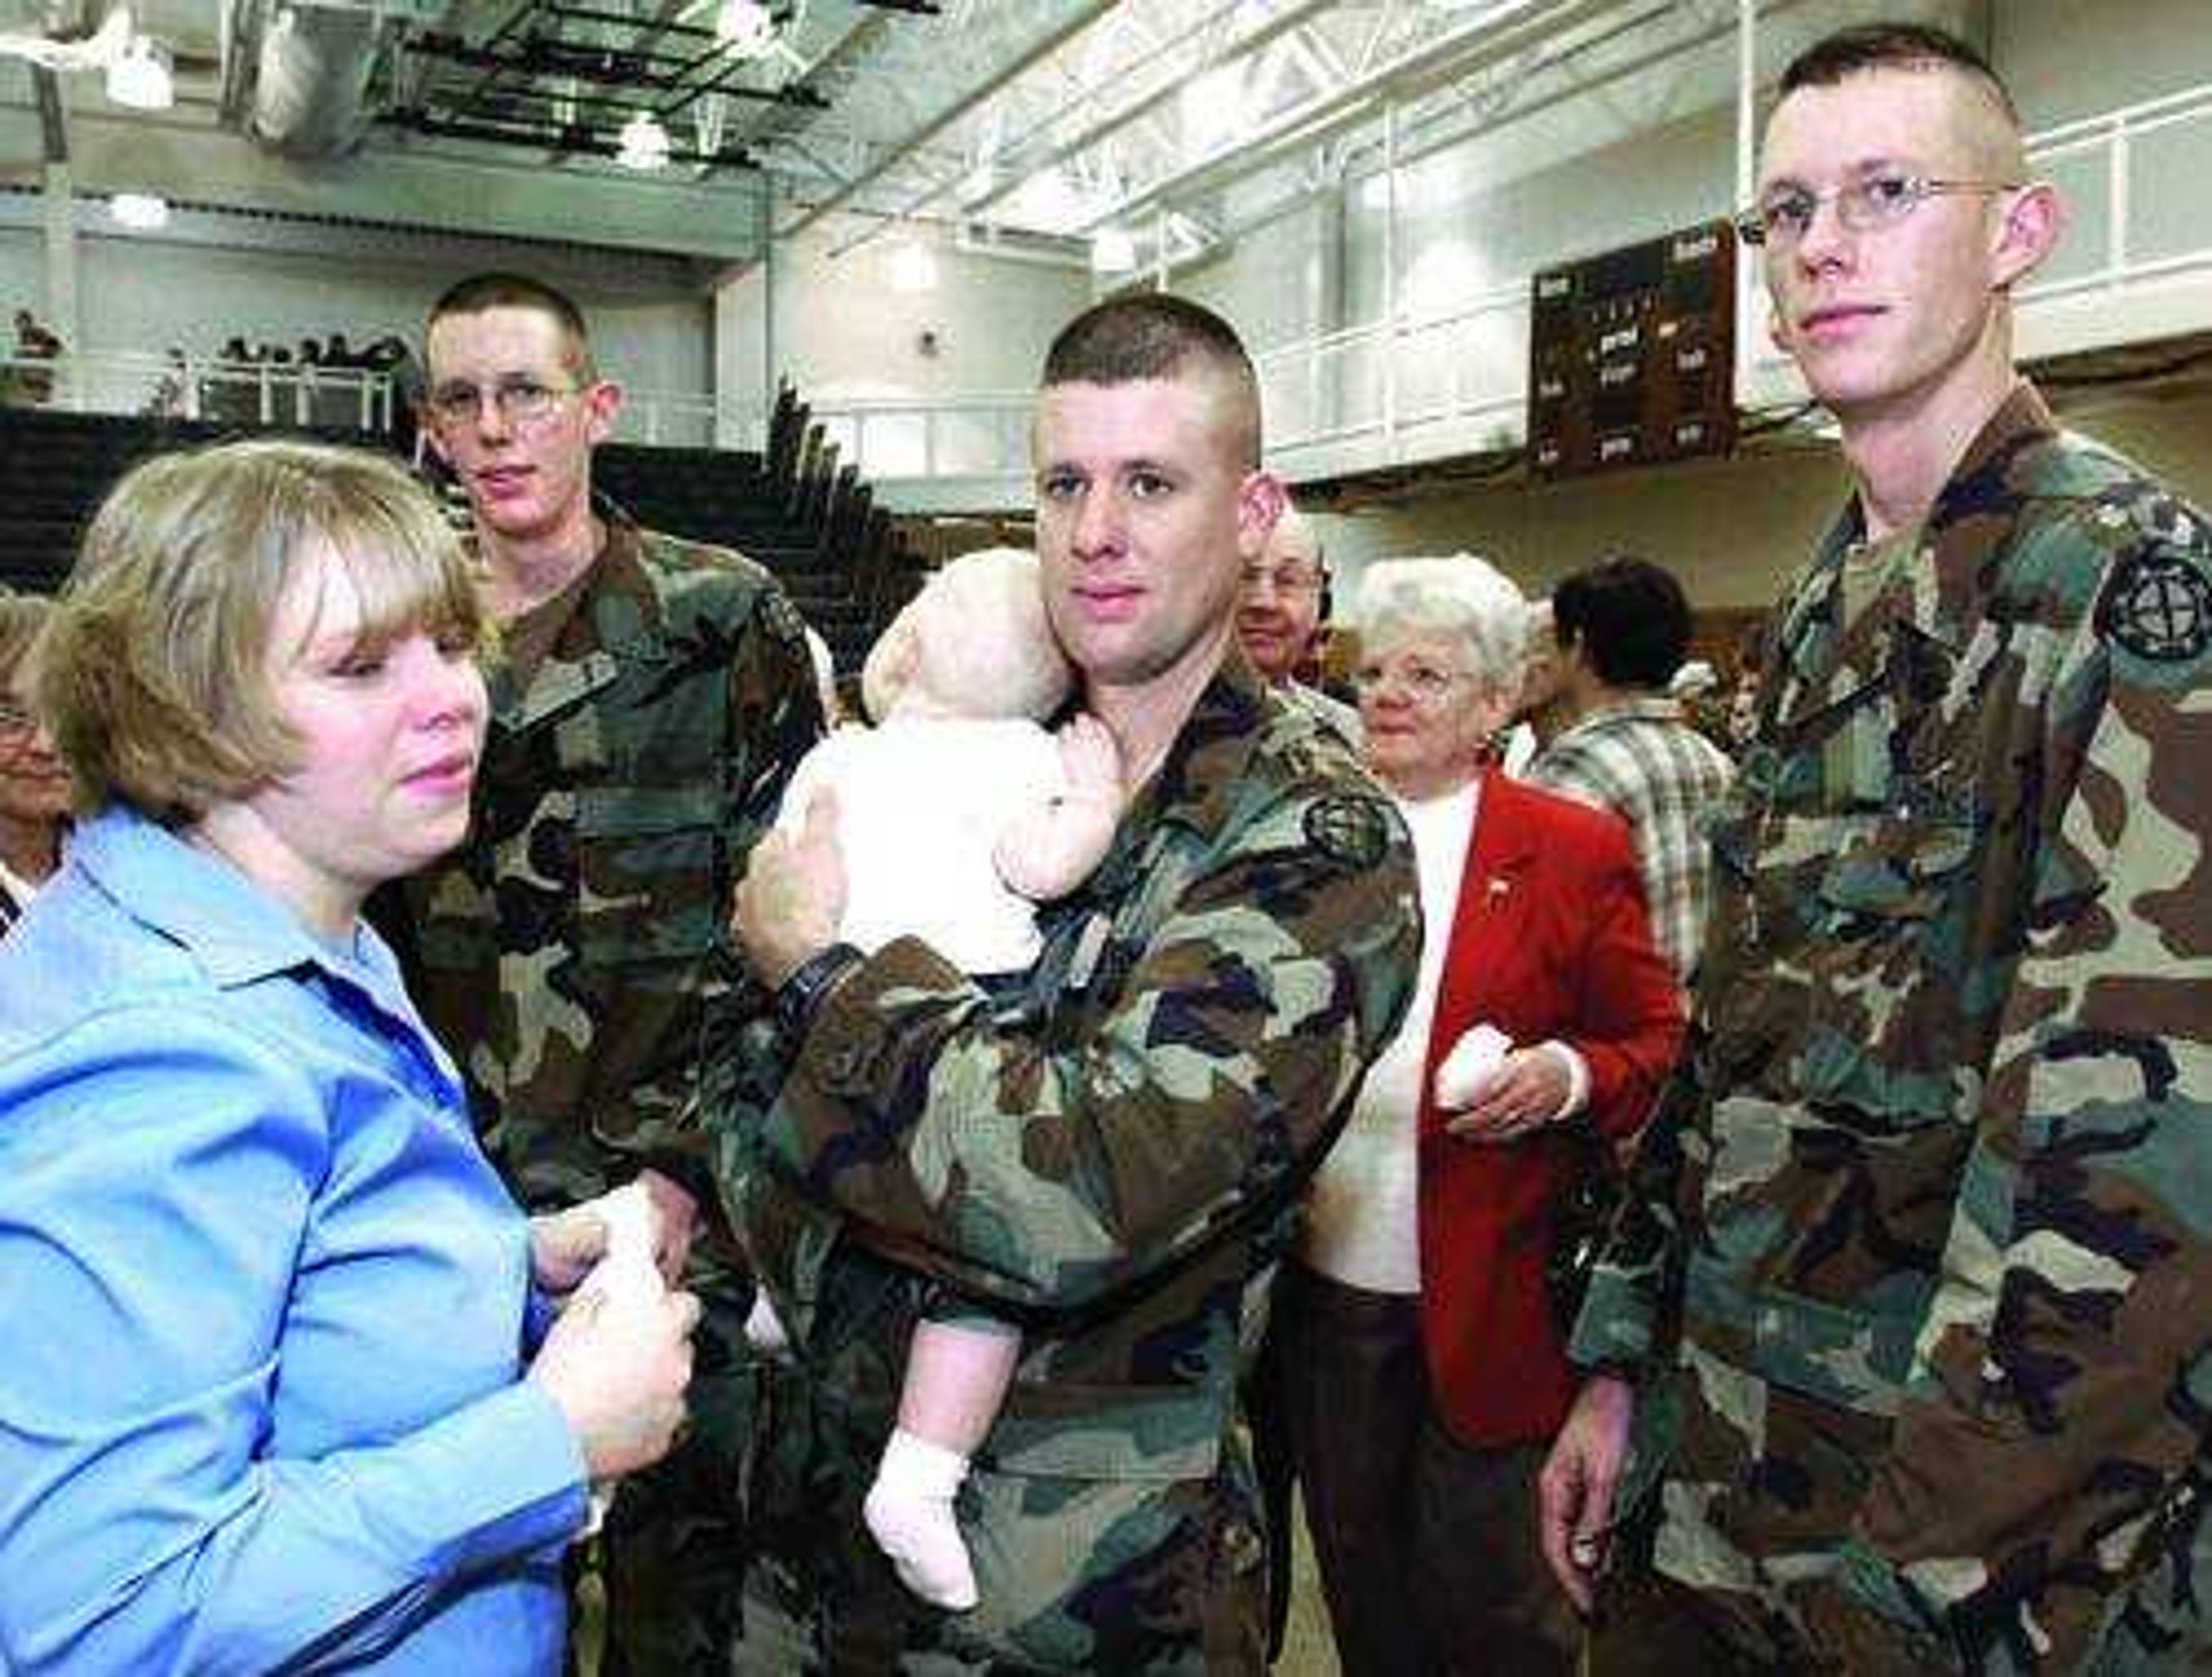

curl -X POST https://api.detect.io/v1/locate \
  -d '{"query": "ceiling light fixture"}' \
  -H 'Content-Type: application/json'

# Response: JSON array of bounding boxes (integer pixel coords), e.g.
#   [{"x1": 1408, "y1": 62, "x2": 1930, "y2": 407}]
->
[
  {"x1": 715, "y1": 0, "x2": 778, "y2": 59},
  {"x1": 616, "y1": 110, "x2": 671, "y2": 170},
  {"x1": 105, "y1": 32, "x2": 172, "y2": 110},
  {"x1": 110, "y1": 191, "x2": 170, "y2": 229}
]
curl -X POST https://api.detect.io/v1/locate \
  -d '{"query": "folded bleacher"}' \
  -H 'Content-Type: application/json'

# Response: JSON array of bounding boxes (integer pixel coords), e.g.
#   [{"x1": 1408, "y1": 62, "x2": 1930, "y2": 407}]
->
[{"x1": 0, "y1": 383, "x2": 923, "y2": 674}]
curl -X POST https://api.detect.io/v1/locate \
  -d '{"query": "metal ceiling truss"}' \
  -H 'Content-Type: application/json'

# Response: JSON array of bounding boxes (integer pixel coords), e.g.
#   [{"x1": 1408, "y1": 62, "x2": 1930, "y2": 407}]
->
[
  {"x1": 16, "y1": 0, "x2": 1844, "y2": 279},
  {"x1": 383, "y1": 0, "x2": 936, "y2": 174}
]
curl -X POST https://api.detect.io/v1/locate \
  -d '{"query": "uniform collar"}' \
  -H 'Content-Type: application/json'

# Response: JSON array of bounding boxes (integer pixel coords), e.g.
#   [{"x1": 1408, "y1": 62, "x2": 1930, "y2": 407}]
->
[
  {"x1": 1771, "y1": 382, "x2": 2058, "y2": 730},
  {"x1": 491, "y1": 498, "x2": 660, "y2": 727},
  {"x1": 1140, "y1": 652, "x2": 1279, "y2": 839},
  {"x1": 1790, "y1": 382, "x2": 2058, "y2": 658}
]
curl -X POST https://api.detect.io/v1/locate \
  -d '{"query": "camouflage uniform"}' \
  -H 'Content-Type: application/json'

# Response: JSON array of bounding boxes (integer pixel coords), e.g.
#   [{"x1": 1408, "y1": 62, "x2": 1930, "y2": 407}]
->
[
  {"x1": 1572, "y1": 384, "x2": 2212, "y2": 1672},
  {"x1": 399, "y1": 506, "x2": 823, "y2": 1675},
  {"x1": 722, "y1": 658, "x2": 1421, "y2": 1672}
]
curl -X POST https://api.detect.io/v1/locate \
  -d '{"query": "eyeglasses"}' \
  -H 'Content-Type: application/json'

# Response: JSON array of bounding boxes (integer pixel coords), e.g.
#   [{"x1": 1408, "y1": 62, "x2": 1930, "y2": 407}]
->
[
  {"x1": 1241, "y1": 564, "x2": 1324, "y2": 596},
  {"x1": 1734, "y1": 170, "x2": 2018, "y2": 248},
  {"x1": 1351, "y1": 661, "x2": 1472, "y2": 704},
  {"x1": 425, "y1": 377, "x2": 581, "y2": 427}
]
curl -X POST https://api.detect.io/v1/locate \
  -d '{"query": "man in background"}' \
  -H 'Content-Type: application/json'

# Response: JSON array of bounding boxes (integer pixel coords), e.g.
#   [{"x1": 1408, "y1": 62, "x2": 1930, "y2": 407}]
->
[
  {"x1": 1236, "y1": 499, "x2": 1360, "y2": 740},
  {"x1": 1528, "y1": 555, "x2": 1734, "y2": 981},
  {"x1": 400, "y1": 271, "x2": 823, "y2": 1672}
]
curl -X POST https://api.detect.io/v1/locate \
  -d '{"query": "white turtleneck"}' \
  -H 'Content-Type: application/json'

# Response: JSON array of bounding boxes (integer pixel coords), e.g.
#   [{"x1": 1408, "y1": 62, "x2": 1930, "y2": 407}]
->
[{"x1": 1297, "y1": 779, "x2": 1478, "y2": 1293}]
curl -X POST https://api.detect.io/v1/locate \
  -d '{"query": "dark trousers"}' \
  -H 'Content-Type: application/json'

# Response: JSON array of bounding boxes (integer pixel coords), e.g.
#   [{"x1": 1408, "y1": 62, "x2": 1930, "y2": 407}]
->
[
  {"x1": 1585, "y1": 1572, "x2": 1793, "y2": 1675},
  {"x1": 1277, "y1": 1263, "x2": 1578, "y2": 1677}
]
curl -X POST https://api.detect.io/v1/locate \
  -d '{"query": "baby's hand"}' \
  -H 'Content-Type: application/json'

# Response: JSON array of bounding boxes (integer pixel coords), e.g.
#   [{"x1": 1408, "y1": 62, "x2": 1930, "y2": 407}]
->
[{"x1": 1055, "y1": 713, "x2": 1123, "y2": 804}]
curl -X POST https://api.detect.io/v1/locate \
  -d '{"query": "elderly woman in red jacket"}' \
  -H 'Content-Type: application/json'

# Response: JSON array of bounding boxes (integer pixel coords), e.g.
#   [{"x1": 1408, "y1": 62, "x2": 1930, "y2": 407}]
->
[{"x1": 1278, "y1": 555, "x2": 1684, "y2": 1676}]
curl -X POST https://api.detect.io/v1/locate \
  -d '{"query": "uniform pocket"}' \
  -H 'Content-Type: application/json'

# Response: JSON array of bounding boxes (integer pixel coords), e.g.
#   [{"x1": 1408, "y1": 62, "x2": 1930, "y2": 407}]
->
[
  {"x1": 574, "y1": 783, "x2": 724, "y2": 964},
  {"x1": 983, "y1": 1382, "x2": 1222, "y2": 1481},
  {"x1": 1816, "y1": 812, "x2": 1975, "y2": 923}
]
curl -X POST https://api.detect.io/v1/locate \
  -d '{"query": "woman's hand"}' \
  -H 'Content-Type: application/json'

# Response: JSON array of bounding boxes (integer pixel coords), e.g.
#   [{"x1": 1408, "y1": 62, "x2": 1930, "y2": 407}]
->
[
  {"x1": 529, "y1": 1284, "x2": 700, "y2": 1481},
  {"x1": 531, "y1": 1169, "x2": 699, "y2": 1297},
  {"x1": 1444, "y1": 1046, "x2": 1571, "y2": 1144}
]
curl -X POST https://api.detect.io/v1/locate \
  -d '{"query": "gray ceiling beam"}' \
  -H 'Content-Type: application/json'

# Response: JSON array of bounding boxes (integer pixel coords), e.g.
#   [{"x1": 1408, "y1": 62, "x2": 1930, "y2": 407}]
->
[
  {"x1": 1073, "y1": 0, "x2": 1625, "y2": 236},
  {"x1": 775, "y1": 0, "x2": 1115, "y2": 240}
]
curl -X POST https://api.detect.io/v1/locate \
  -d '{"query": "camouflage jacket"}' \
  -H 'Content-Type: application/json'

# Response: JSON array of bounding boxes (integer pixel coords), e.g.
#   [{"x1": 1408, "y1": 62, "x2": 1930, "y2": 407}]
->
[
  {"x1": 1571, "y1": 385, "x2": 2212, "y2": 1672},
  {"x1": 399, "y1": 509, "x2": 821, "y2": 1219},
  {"x1": 730, "y1": 657, "x2": 1420, "y2": 1671}
]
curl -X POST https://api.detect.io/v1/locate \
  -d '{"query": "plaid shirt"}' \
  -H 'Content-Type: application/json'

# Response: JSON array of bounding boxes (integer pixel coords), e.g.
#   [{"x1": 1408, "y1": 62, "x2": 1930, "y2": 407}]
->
[{"x1": 1528, "y1": 694, "x2": 1735, "y2": 982}]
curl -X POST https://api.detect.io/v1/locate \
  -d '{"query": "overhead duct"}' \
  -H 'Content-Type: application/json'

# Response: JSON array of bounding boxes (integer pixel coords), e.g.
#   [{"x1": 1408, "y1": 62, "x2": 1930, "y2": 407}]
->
[{"x1": 241, "y1": 0, "x2": 439, "y2": 158}]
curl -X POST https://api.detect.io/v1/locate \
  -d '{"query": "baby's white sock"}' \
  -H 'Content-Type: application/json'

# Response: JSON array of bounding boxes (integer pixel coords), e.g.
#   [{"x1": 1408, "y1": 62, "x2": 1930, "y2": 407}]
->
[{"x1": 863, "y1": 1428, "x2": 978, "y2": 1611}]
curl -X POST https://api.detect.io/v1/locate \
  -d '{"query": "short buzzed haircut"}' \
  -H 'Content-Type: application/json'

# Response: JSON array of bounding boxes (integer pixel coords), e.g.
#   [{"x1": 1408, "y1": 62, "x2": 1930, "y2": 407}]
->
[
  {"x1": 1043, "y1": 293, "x2": 1263, "y2": 467},
  {"x1": 1779, "y1": 22, "x2": 2018, "y2": 127},
  {"x1": 427, "y1": 272, "x2": 597, "y2": 379},
  {"x1": 1552, "y1": 554, "x2": 1694, "y2": 691}
]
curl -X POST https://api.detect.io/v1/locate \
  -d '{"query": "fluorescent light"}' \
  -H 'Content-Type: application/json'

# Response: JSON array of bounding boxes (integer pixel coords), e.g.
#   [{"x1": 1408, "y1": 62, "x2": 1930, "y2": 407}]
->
[
  {"x1": 1091, "y1": 228, "x2": 1137, "y2": 274},
  {"x1": 1005, "y1": 168, "x2": 1084, "y2": 233},
  {"x1": 616, "y1": 111, "x2": 671, "y2": 171},
  {"x1": 888, "y1": 240, "x2": 938, "y2": 294},
  {"x1": 715, "y1": 0, "x2": 777, "y2": 58},
  {"x1": 105, "y1": 33, "x2": 173, "y2": 110},
  {"x1": 111, "y1": 191, "x2": 170, "y2": 229}
]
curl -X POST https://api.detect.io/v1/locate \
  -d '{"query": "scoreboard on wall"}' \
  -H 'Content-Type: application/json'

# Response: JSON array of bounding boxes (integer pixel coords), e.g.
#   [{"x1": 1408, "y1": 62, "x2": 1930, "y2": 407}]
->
[{"x1": 1527, "y1": 218, "x2": 1737, "y2": 479}]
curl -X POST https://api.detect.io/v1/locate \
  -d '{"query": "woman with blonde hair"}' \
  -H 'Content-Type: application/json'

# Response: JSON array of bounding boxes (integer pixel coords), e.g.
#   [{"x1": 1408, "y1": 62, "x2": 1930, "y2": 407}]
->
[{"x1": 0, "y1": 440, "x2": 698, "y2": 1674}]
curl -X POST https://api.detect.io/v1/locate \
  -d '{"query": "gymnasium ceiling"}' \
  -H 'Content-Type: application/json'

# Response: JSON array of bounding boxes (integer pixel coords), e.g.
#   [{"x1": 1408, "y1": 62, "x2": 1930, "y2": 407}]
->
[{"x1": 0, "y1": 0, "x2": 1809, "y2": 265}]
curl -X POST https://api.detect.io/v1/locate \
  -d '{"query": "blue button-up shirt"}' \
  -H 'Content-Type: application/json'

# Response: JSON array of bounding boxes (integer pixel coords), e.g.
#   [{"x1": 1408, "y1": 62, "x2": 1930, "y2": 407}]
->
[{"x1": 0, "y1": 808, "x2": 586, "y2": 1674}]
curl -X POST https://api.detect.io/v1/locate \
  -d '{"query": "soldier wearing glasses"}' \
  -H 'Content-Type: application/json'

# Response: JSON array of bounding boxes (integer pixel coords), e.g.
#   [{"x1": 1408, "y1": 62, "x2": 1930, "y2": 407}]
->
[
  {"x1": 1540, "y1": 22, "x2": 2211, "y2": 1674},
  {"x1": 399, "y1": 272, "x2": 824, "y2": 1672}
]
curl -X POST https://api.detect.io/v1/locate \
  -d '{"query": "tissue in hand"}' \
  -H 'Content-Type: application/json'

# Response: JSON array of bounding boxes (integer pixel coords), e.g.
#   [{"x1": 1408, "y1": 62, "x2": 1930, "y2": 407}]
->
[
  {"x1": 589, "y1": 1180, "x2": 662, "y2": 1305},
  {"x1": 582, "y1": 1180, "x2": 662, "y2": 1534},
  {"x1": 1434, "y1": 1024, "x2": 1513, "y2": 1110}
]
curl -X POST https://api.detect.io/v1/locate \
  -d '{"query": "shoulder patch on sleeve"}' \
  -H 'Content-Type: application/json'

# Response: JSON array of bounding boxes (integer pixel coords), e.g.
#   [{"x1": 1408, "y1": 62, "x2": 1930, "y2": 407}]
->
[
  {"x1": 757, "y1": 586, "x2": 809, "y2": 649},
  {"x1": 1304, "y1": 794, "x2": 1389, "y2": 871},
  {"x1": 2096, "y1": 551, "x2": 2210, "y2": 664}
]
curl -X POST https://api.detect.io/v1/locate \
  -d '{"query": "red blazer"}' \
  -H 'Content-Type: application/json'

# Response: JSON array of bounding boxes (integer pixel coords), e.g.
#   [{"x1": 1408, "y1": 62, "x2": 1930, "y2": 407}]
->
[{"x1": 1415, "y1": 774, "x2": 1684, "y2": 1445}]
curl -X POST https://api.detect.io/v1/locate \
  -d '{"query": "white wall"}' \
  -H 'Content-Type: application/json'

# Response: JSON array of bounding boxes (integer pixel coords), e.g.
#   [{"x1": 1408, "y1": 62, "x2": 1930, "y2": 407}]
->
[
  {"x1": 0, "y1": 207, "x2": 714, "y2": 395},
  {"x1": 1181, "y1": 197, "x2": 1336, "y2": 355},
  {"x1": 1996, "y1": 0, "x2": 2212, "y2": 127},
  {"x1": 721, "y1": 214, "x2": 1089, "y2": 409},
  {"x1": 0, "y1": 225, "x2": 37, "y2": 318}
]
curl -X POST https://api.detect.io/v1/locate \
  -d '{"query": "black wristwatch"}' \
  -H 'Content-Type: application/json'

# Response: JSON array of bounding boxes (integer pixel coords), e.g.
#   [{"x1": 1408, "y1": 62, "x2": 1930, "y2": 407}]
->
[{"x1": 772, "y1": 941, "x2": 865, "y2": 1047}]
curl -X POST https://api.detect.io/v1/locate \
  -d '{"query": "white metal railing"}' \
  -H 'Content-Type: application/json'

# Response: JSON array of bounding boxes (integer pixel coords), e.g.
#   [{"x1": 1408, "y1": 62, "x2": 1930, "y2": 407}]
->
[
  {"x1": 0, "y1": 350, "x2": 395, "y2": 431},
  {"x1": 809, "y1": 75, "x2": 2212, "y2": 490},
  {"x1": 803, "y1": 393, "x2": 1036, "y2": 483},
  {"x1": 12, "y1": 83, "x2": 2203, "y2": 497},
  {"x1": 1255, "y1": 281, "x2": 1530, "y2": 460},
  {"x1": 614, "y1": 389, "x2": 755, "y2": 452}
]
